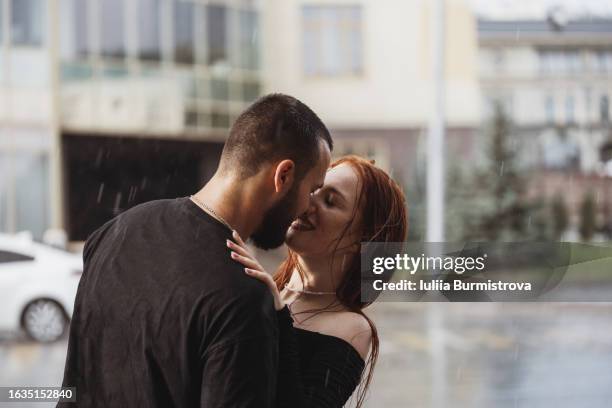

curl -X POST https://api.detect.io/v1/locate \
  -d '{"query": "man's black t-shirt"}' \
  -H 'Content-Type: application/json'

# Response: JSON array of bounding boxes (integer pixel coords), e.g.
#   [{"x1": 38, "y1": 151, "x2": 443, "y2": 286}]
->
[{"x1": 58, "y1": 197, "x2": 278, "y2": 408}]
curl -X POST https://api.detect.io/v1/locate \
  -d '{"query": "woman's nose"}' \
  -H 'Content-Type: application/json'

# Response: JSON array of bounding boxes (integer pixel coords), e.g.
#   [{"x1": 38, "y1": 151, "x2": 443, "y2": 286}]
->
[{"x1": 306, "y1": 193, "x2": 318, "y2": 214}]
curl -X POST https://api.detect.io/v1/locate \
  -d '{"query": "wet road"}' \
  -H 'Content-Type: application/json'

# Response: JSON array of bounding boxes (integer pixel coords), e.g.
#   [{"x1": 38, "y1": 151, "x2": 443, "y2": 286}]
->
[
  {"x1": 1, "y1": 302, "x2": 611, "y2": 408},
  {"x1": 367, "y1": 302, "x2": 612, "y2": 408},
  {"x1": 0, "y1": 332, "x2": 66, "y2": 408}
]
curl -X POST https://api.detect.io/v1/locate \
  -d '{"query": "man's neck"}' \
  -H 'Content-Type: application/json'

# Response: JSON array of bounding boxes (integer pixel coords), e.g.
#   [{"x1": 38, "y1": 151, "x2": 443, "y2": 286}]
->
[{"x1": 192, "y1": 173, "x2": 264, "y2": 239}]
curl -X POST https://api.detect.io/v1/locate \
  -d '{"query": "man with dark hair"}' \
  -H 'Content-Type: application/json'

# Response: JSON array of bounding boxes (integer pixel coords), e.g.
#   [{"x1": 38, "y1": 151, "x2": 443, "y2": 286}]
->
[
  {"x1": 58, "y1": 93, "x2": 332, "y2": 407},
  {"x1": 218, "y1": 93, "x2": 333, "y2": 249}
]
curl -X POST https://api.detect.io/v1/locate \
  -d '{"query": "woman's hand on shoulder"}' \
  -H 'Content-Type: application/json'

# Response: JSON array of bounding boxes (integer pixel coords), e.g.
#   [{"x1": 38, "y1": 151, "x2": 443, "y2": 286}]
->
[{"x1": 227, "y1": 230, "x2": 285, "y2": 311}]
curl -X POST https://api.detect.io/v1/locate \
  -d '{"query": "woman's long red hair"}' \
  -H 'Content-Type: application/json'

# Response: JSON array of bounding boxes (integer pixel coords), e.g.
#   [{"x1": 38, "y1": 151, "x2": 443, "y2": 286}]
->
[{"x1": 274, "y1": 155, "x2": 408, "y2": 407}]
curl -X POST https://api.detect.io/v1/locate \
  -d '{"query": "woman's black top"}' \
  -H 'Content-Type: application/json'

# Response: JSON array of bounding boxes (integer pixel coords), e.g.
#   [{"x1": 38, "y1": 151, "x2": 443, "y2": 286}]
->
[{"x1": 276, "y1": 306, "x2": 366, "y2": 407}]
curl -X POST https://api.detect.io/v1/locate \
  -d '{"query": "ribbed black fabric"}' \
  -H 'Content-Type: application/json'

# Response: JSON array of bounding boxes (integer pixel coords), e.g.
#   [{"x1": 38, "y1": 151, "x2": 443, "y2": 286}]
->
[{"x1": 276, "y1": 306, "x2": 365, "y2": 408}]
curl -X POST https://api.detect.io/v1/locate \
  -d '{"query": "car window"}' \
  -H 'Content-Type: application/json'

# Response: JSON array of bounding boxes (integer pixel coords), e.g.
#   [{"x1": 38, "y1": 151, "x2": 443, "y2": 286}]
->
[{"x1": 0, "y1": 250, "x2": 34, "y2": 263}]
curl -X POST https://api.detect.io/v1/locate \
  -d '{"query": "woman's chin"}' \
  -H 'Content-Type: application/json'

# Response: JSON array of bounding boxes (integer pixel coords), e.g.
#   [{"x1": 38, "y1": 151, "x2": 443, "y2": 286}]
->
[
  {"x1": 285, "y1": 227, "x2": 300, "y2": 245},
  {"x1": 285, "y1": 229, "x2": 308, "y2": 253},
  {"x1": 286, "y1": 231, "x2": 325, "y2": 257}
]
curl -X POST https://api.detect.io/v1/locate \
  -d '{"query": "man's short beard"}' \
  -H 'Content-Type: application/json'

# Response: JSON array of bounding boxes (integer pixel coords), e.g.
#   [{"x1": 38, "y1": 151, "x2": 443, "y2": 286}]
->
[{"x1": 250, "y1": 184, "x2": 299, "y2": 250}]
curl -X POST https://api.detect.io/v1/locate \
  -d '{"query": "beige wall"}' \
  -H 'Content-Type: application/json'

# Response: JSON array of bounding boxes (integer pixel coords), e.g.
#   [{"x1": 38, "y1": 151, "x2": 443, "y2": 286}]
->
[{"x1": 262, "y1": 0, "x2": 481, "y2": 128}]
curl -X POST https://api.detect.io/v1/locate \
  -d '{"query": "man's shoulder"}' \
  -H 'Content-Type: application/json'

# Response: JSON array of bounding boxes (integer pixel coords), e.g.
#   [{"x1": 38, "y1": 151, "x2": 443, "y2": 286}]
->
[
  {"x1": 119, "y1": 198, "x2": 181, "y2": 219},
  {"x1": 102, "y1": 198, "x2": 189, "y2": 233}
]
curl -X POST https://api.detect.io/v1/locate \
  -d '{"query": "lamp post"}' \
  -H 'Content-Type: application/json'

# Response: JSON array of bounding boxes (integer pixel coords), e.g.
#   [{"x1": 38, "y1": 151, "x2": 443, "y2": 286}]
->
[{"x1": 426, "y1": 0, "x2": 447, "y2": 407}]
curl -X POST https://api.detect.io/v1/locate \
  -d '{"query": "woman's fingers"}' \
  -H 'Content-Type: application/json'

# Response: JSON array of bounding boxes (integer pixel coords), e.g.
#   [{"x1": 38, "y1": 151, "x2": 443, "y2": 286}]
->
[
  {"x1": 244, "y1": 268, "x2": 285, "y2": 311},
  {"x1": 245, "y1": 268, "x2": 275, "y2": 289},
  {"x1": 226, "y1": 239, "x2": 251, "y2": 258},
  {"x1": 230, "y1": 251, "x2": 261, "y2": 270},
  {"x1": 232, "y1": 230, "x2": 248, "y2": 248},
  {"x1": 244, "y1": 268, "x2": 269, "y2": 281}
]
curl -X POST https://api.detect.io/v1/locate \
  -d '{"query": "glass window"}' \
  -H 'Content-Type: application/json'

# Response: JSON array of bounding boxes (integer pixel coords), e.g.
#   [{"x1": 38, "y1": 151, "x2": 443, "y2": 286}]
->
[
  {"x1": 14, "y1": 152, "x2": 49, "y2": 240},
  {"x1": 546, "y1": 95, "x2": 555, "y2": 124},
  {"x1": 0, "y1": 154, "x2": 8, "y2": 232},
  {"x1": 566, "y1": 51, "x2": 581, "y2": 74},
  {"x1": 138, "y1": 0, "x2": 161, "y2": 61},
  {"x1": 302, "y1": 5, "x2": 363, "y2": 77},
  {"x1": 174, "y1": 0, "x2": 194, "y2": 64},
  {"x1": 239, "y1": 9, "x2": 259, "y2": 70},
  {"x1": 0, "y1": 250, "x2": 34, "y2": 263},
  {"x1": 74, "y1": 0, "x2": 89, "y2": 57},
  {"x1": 185, "y1": 108, "x2": 199, "y2": 128},
  {"x1": 584, "y1": 87, "x2": 592, "y2": 118},
  {"x1": 198, "y1": 112, "x2": 211, "y2": 128},
  {"x1": 11, "y1": 0, "x2": 44, "y2": 46},
  {"x1": 538, "y1": 51, "x2": 550, "y2": 74},
  {"x1": 607, "y1": 51, "x2": 612, "y2": 73},
  {"x1": 101, "y1": 64, "x2": 129, "y2": 78},
  {"x1": 242, "y1": 80, "x2": 260, "y2": 102},
  {"x1": 493, "y1": 49, "x2": 504, "y2": 71},
  {"x1": 597, "y1": 51, "x2": 607, "y2": 73},
  {"x1": 178, "y1": 71, "x2": 196, "y2": 99},
  {"x1": 211, "y1": 110, "x2": 230, "y2": 128},
  {"x1": 565, "y1": 95, "x2": 574, "y2": 124},
  {"x1": 207, "y1": 5, "x2": 227, "y2": 66},
  {"x1": 551, "y1": 51, "x2": 565, "y2": 75},
  {"x1": 101, "y1": 0, "x2": 125, "y2": 58},
  {"x1": 211, "y1": 77, "x2": 229, "y2": 101},
  {"x1": 61, "y1": 62, "x2": 94, "y2": 81},
  {"x1": 601, "y1": 95, "x2": 610, "y2": 123},
  {"x1": 196, "y1": 78, "x2": 210, "y2": 100}
]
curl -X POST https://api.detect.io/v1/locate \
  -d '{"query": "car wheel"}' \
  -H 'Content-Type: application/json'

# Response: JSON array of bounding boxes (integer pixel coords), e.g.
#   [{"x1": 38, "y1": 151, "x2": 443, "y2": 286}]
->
[{"x1": 22, "y1": 299, "x2": 68, "y2": 342}]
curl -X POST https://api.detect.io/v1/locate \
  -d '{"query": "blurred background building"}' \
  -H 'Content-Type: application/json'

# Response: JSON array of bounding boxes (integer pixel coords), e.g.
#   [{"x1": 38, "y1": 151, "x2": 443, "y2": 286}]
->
[
  {"x1": 478, "y1": 12, "x2": 612, "y2": 233},
  {"x1": 0, "y1": 0, "x2": 611, "y2": 242},
  {"x1": 2, "y1": 2, "x2": 612, "y2": 408},
  {"x1": 1, "y1": 0, "x2": 261, "y2": 241},
  {"x1": 263, "y1": 0, "x2": 481, "y2": 189},
  {"x1": 0, "y1": 0, "x2": 54, "y2": 240}
]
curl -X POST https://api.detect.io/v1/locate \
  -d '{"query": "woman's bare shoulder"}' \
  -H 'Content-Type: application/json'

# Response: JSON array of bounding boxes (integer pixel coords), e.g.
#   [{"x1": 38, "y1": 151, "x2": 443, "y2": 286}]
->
[{"x1": 317, "y1": 311, "x2": 373, "y2": 360}]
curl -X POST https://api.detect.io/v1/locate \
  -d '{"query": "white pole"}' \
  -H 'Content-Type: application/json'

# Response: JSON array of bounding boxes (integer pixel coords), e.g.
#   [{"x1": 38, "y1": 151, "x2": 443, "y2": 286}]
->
[
  {"x1": 49, "y1": 0, "x2": 64, "y2": 231},
  {"x1": 426, "y1": 1, "x2": 447, "y2": 408},
  {"x1": 427, "y1": 0, "x2": 446, "y2": 243}
]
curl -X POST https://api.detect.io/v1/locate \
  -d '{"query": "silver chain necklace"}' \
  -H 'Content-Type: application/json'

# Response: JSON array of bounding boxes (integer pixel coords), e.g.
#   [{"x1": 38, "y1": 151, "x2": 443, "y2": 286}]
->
[
  {"x1": 190, "y1": 195, "x2": 234, "y2": 231},
  {"x1": 284, "y1": 283, "x2": 336, "y2": 296}
]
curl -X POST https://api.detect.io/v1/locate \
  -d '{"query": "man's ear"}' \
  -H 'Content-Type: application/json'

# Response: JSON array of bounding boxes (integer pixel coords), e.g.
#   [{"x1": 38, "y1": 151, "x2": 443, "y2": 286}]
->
[{"x1": 273, "y1": 160, "x2": 296, "y2": 194}]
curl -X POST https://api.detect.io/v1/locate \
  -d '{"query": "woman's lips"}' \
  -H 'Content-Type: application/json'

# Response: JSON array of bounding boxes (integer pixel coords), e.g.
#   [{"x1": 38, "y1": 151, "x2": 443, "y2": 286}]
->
[{"x1": 290, "y1": 219, "x2": 315, "y2": 231}]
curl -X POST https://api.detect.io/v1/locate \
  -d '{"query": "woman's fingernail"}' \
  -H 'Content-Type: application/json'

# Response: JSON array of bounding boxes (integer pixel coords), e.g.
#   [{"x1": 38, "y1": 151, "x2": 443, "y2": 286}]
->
[
  {"x1": 244, "y1": 268, "x2": 251, "y2": 274},
  {"x1": 231, "y1": 252, "x2": 236, "y2": 258}
]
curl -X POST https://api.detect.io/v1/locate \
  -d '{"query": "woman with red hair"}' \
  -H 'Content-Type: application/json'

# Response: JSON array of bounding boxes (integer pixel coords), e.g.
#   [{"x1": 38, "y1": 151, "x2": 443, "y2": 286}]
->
[{"x1": 227, "y1": 155, "x2": 408, "y2": 407}]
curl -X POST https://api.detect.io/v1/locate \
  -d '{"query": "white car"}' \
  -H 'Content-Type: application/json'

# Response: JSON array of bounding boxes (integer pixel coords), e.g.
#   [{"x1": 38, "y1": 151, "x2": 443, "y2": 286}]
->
[{"x1": 0, "y1": 232, "x2": 83, "y2": 342}]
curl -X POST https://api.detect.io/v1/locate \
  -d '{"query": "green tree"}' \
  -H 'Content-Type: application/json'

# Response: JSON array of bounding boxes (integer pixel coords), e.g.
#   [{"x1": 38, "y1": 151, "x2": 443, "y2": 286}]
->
[
  {"x1": 530, "y1": 197, "x2": 552, "y2": 241},
  {"x1": 464, "y1": 104, "x2": 531, "y2": 241},
  {"x1": 551, "y1": 193, "x2": 569, "y2": 240},
  {"x1": 579, "y1": 191, "x2": 597, "y2": 242}
]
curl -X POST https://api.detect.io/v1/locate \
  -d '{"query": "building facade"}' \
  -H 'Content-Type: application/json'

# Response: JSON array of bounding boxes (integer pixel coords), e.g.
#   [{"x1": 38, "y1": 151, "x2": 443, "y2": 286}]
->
[
  {"x1": 478, "y1": 15, "x2": 612, "y2": 173},
  {"x1": 0, "y1": 0, "x2": 54, "y2": 239},
  {"x1": 478, "y1": 15, "x2": 612, "y2": 234},
  {"x1": 261, "y1": 0, "x2": 482, "y2": 189},
  {"x1": 1, "y1": 0, "x2": 262, "y2": 240}
]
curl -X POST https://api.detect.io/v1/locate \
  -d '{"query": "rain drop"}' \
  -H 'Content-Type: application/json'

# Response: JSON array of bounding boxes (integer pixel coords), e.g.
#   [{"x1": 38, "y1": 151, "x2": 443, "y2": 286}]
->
[{"x1": 97, "y1": 183, "x2": 105, "y2": 203}]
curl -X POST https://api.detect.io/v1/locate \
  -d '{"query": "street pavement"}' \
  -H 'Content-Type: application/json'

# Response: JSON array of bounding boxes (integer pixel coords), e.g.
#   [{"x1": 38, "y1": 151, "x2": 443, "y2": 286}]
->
[{"x1": 1, "y1": 302, "x2": 612, "y2": 407}]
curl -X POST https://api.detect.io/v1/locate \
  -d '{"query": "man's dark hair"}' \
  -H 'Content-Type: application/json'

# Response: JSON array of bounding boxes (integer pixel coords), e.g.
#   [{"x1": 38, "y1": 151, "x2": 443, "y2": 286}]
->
[{"x1": 219, "y1": 93, "x2": 333, "y2": 180}]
